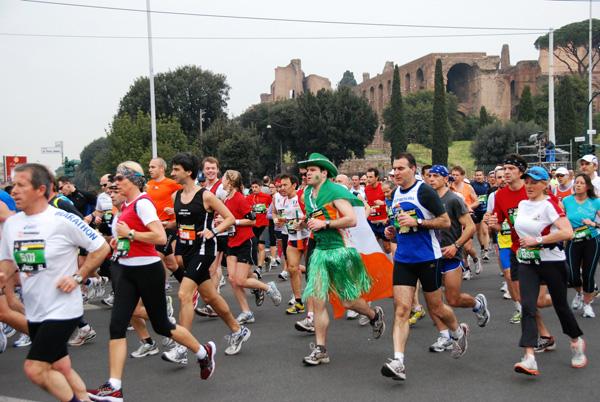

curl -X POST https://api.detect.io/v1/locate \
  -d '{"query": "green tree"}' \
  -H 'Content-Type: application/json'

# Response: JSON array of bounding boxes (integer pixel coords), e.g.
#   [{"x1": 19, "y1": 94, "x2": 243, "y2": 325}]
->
[
  {"x1": 479, "y1": 106, "x2": 489, "y2": 128},
  {"x1": 432, "y1": 59, "x2": 449, "y2": 166},
  {"x1": 101, "y1": 110, "x2": 189, "y2": 175},
  {"x1": 518, "y1": 85, "x2": 536, "y2": 122},
  {"x1": 73, "y1": 137, "x2": 109, "y2": 190},
  {"x1": 289, "y1": 87, "x2": 378, "y2": 166},
  {"x1": 117, "y1": 65, "x2": 230, "y2": 144},
  {"x1": 339, "y1": 70, "x2": 358, "y2": 87},
  {"x1": 201, "y1": 118, "x2": 261, "y2": 182},
  {"x1": 470, "y1": 120, "x2": 542, "y2": 166},
  {"x1": 383, "y1": 65, "x2": 406, "y2": 162},
  {"x1": 534, "y1": 19, "x2": 600, "y2": 77},
  {"x1": 401, "y1": 90, "x2": 459, "y2": 147},
  {"x1": 556, "y1": 75, "x2": 578, "y2": 144}
]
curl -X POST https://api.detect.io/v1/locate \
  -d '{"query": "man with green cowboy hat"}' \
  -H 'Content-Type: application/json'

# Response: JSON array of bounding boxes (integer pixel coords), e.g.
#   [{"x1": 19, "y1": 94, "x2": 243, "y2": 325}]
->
[{"x1": 295, "y1": 153, "x2": 386, "y2": 366}]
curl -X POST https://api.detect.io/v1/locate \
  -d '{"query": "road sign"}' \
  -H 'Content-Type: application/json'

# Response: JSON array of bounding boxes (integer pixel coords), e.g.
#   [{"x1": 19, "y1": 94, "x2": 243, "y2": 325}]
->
[
  {"x1": 587, "y1": 130, "x2": 597, "y2": 135},
  {"x1": 41, "y1": 147, "x2": 62, "y2": 154},
  {"x1": 574, "y1": 136, "x2": 586, "y2": 142}
]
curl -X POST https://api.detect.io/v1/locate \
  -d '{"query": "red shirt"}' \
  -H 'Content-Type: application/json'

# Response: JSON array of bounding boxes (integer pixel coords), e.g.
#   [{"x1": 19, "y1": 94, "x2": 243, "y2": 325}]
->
[
  {"x1": 119, "y1": 194, "x2": 160, "y2": 258},
  {"x1": 364, "y1": 182, "x2": 386, "y2": 221},
  {"x1": 225, "y1": 191, "x2": 255, "y2": 247},
  {"x1": 246, "y1": 192, "x2": 272, "y2": 227},
  {"x1": 493, "y1": 184, "x2": 559, "y2": 252}
]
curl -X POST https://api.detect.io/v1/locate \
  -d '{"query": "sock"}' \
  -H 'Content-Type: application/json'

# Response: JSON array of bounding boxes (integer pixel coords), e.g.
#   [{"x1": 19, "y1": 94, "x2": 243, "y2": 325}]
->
[
  {"x1": 316, "y1": 344, "x2": 326, "y2": 351},
  {"x1": 413, "y1": 305, "x2": 422, "y2": 312},
  {"x1": 473, "y1": 299, "x2": 482, "y2": 312},
  {"x1": 195, "y1": 345, "x2": 207, "y2": 360},
  {"x1": 232, "y1": 327, "x2": 242, "y2": 336},
  {"x1": 108, "y1": 378, "x2": 122, "y2": 390},
  {"x1": 369, "y1": 311, "x2": 379, "y2": 325},
  {"x1": 450, "y1": 326, "x2": 464, "y2": 340},
  {"x1": 440, "y1": 329, "x2": 450, "y2": 339},
  {"x1": 514, "y1": 301, "x2": 521, "y2": 311},
  {"x1": 571, "y1": 337, "x2": 582, "y2": 347},
  {"x1": 307, "y1": 312, "x2": 314, "y2": 320},
  {"x1": 394, "y1": 352, "x2": 404, "y2": 363},
  {"x1": 143, "y1": 337, "x2": 153, "y2": 345},
  {"x1": 480, "y1": 245, "x2": 485, "y2": 251},
  {"x1": 172, "y1": 267, "x2": 185, "y2": 283},
  {"x1": 473, "y1": 257, "x2": 479, "y2": 263},
  {"x1": 80, "y1": 324, "x2": 90, "y2": 331},
  {"x1": 258, "y1": 265, "x2": 262, "y2": 270}
]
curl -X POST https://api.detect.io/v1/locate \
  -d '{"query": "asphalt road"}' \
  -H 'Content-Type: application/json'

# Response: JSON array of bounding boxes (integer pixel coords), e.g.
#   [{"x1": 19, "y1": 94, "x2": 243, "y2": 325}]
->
[{"x1": 1, "y1": 251, "x2": 599, "y2": 402}]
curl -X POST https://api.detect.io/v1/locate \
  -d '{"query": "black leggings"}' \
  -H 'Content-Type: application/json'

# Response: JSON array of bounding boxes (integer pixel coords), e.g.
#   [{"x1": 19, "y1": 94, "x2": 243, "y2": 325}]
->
[
  {"x1": 566, "y1": 237, "x2": 600, "y2": 293},
  {"x1": 518, "y1": 261, "x2": 583, "y2": 348},
  {"x1": 109, "y1": 261, "x2": 175, "y2": 340}
]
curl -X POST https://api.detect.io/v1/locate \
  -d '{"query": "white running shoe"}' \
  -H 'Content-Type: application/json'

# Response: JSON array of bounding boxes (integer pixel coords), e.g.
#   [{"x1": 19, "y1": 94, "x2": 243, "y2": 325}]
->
[
  {"x1": 166, "y1": 296, "x2": 174, "y2": 318},
  {"x1": 161, "y1": 343, "x2": 188, "y2": 364},
  {"x1": 267, "y1": 282, "x2": 281, "y2": 306},
  {"x1": 474, "y1": 258, "x2": 482, "y2": 275},
  {"x1": 224, "y1": 326, "x2": 251, "y2": 355},
  {"x1": 572, "y1": 292, "x2": 584, "y2": 310},
  {"x1": 582, "y1": 303, "x2": 595, "y2": 318},
  {"x1": 462, "y1": 269, "x2": 472, "y2": 280},
  {"x1": 235, "y1": 311, "x2": 255, "y2": 324},
  {"x1": 571, "y1": 338, "x2": 587, "y2": 368},
  {"x1": 500, "y1": 281, "x2": 508, "y2": 293},
  {"x1": 288, "y1": 294, "x2": 295, "y2": 306},
  {"x1": 514, "y1": 354, "x2": 538, "y2": 375},
  {"x1": 295, "y1": 317, "x2": 315, "y2": 332},
  {"x1": 278, "y1": 270, "x2": 289, "y2": 281},
  {"x1": 347, "y1": 310, "x2": 359, "y2": 320},
  {"x1": 13, "y1": 333, "x2": 31, "y2": 348},
  {"x1": 429, "y1": 336, "x2": 452, "y2": 352},
  {"x1": 131, "y1": 340, "x2": 159, "y2": 358},
  {"x1": 68, "y1": 327, "x2": 97, "y2": 346}
]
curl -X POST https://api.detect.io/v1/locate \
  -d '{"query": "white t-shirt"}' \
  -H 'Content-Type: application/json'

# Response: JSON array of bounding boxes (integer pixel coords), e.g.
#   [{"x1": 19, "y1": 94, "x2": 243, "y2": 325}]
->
[
  {"x1": 95, "y1": 192, "x2": 113, "y2": 212},
  {"x1": 273, "y1": 192, "x2": 287, "y2": 235},
  {"x1": 0, "y1": 206, "x2": 105, "y2": 322},
  {"x1": 119, "y1": 195, "x2": 161, "y2": 266},
  {"x1": 513, "y1": 198, "x2": 565, "y2": 262}
]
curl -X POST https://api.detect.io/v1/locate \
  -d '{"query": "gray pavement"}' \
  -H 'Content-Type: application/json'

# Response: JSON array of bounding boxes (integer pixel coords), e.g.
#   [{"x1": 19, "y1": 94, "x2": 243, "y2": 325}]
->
[{"x1": 1, "y1": 252, "x2": 598, "y2": 401}]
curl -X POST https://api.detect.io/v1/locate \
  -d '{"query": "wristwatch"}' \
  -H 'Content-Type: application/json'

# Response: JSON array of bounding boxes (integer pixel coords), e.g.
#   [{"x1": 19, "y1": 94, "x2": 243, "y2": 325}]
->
[
  {"x1": 128, "y1": 230, "x2": 136, "y2": 241},
  {"x1": 72, "y1": 274, "x2": 83, "y2": 284},
  {"x1": 417, "y1": 218, "x2": 423, "y2": 227},
  {"x1": 212, "y1": 228, "x2": 219, "y2": 236},
  {"x1": 535, "y1": 236, "x2": 543, "y2": 246},
  {"x1": 325, "y1": 220, "x2": 331, "y2": 229},
  {"x1": 453, "y1": 242, "x2": 461, "y2": 249}
]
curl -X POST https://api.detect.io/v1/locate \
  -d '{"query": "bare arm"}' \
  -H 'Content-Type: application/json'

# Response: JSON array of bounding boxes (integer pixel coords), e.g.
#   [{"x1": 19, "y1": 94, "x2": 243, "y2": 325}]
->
[
  {"x1": 0, "y1": 201, "x2": 14, "y2": 223},
  {"x1": 468, "y1": 186, "x2": 480, "y2": 211},
  {"x1": 116, "y1": 220, "x2": 167, "y2": 245},
  {"x1": 56, "y1": 242, "x2": 111, "y2": 294},
  {"x1": 441, "y1": 213, "x2": 476, "y2": 259},
  {"x1": 519, "y1": 216, "x2": 574, "y2": 248},
  {"x1": 307, "y1": 198, "x2": 356, "y2": 231}
]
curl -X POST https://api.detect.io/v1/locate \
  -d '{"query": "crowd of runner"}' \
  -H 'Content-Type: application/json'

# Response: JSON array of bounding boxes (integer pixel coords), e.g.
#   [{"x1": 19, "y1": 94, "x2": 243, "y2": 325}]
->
[{"x1": 0, "y1": 150, "x2": 597, "y2": 401}]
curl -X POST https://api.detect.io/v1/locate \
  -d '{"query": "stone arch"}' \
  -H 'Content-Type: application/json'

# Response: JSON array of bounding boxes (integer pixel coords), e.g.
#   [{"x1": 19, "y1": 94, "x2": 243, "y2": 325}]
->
[
  {"x1": 416, "y1": 68, "x2": 425, "y2": 90},
  {"x1": 446, "y1": 63, "x2": 475, "y2": 103},
  {"x1": 405, "y1": 73, "x2": 411, "y2": 93},
  {"x1": 290, "y1": 89, "x2": 295, "y2": 99},
  {"x1": 369, "y1": 86, "x2": 375, "y2": 103},
  {"x1": 387, "y1": 80, "x2": 392, "y2": 98}
]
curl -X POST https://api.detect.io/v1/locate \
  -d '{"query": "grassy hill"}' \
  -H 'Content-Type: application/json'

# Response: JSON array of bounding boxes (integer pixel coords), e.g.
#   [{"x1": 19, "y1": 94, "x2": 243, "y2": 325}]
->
[{"x1": 407, "y1": 140, "x2": 476, "y2": 175}]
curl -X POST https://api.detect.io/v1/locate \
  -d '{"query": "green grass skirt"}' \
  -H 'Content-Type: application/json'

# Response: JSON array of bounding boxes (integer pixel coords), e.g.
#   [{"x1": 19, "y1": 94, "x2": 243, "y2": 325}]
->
[{"x1": 303, "y1": 247, "x2": 372, "y2": 301}]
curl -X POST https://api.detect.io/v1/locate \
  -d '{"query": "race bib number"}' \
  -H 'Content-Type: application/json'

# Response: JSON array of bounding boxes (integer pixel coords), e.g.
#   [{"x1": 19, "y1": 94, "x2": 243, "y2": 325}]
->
[
  {"x1": 112, "y1": 237, "x2": 130, "y2": 259},
  {"x1": 517, "y1": 247, "x2": 541, "y2": 264},
  {"x1": 478, "y1": 194, "x2": 487, "y2": 204},
  {"x1": 394, "y1": 207, "x2": 419, "y2": 235},
  {"x1": 13, "y1": 240, "x2": 46, "y2": 275},
  {"x1": 227, "y1": 225, "x2": 236, "y2": 237},
  {"x1": 103, "y1": 211, "x2": 113, "y2": 222},
  {"x1": 508, "y1": 207, "x2": 518, "y2": 226},
  {"x1": 253, "y1": 203, "x2": 267, "y2": 213},
  {"x1": 178, "y1": 224, "x2": 196, "y2": 241},
  {"x1": 500, "y1": 221, "x2": 512, "y2": 236},
  {"x1": 285, "y1": 221, "x2": 297, "y2": 234},
  {"x1": 370, "y1": 204, "x2": 384, "y2": 217},
  {"x1": 573, "y1": 226, "x2": 591, "y2": 242}
]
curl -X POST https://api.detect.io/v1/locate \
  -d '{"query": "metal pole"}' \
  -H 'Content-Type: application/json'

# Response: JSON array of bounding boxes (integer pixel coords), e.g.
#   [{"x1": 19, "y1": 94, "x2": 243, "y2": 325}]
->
[
  {"x1": 146, "y1": 0, "x2": 157, "y2": 159},
  {"x1": 548, "y1": 28, "x2": 556, "y2": 144},
  {"x1": 588, "y1": 0, "x2": 594, "y2": 144}
]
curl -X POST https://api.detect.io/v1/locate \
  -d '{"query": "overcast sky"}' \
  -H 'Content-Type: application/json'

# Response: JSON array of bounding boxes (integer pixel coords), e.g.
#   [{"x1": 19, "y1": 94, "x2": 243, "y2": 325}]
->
[{"x1": 0, "y1": 0, "x2": 596, "y2": 172}]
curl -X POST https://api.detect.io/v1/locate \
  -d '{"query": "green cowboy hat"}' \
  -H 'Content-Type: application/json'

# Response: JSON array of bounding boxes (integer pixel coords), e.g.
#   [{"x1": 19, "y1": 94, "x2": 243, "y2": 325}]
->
[{"x1": 298, "y1": 153, "x2": 338, "y2": 178}]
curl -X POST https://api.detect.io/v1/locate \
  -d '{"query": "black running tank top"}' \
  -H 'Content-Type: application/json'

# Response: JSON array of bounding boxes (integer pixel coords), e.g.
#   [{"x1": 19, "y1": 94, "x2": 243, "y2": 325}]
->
[{"x1": 174, "y1": 188, "x2": 216, "y2": 259}]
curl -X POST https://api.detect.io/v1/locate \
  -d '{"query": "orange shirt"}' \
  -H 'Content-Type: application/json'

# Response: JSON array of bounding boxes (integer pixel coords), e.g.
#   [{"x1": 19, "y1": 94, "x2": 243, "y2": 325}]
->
[{"x1": 146, "y1": 178, "x2": 182, "y2": 221}]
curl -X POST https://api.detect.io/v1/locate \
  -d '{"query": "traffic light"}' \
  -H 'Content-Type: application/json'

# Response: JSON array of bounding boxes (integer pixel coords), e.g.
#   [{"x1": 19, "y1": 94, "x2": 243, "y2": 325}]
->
[
  {"x1": 577, "y1": 144, "x2": 588, "y2": 159},
  {"x1": 63, "y1": 157, "x2": 81, "y2": 178},
  {"x1": 590, "y1": 145, "x2": 596, "y2": 155}
]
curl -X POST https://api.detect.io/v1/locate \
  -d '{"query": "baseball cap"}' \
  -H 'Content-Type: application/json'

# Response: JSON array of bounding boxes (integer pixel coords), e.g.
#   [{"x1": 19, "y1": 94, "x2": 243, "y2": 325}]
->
[
  {"x1": 579, "y1": 154, "x2": 598, "y2": 165},
  {"x1": 520, "y1": 166, "x2": 549, "y2": 181},
  {"x1": 429, "y1": 165, "x2": 455, "y2": 181},
  {"x1": 555, "y1": 167, "x2": 569, "y2": 176},
  {"x1": 197, "y1": 172, "x2": 206, "y2": 182}
]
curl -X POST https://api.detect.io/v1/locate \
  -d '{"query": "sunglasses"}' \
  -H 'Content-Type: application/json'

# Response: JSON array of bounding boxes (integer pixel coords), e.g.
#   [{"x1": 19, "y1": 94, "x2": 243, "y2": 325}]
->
[
  {"x1": 301, "y1": 173, "x2": 307, "y2": 177},
  {"x1": 114, "y1": 175, "x2": 127, "y2": 182},
  {"x1": 556, "y1": 174, "x2": 565, "y2": 178},
  {"x1": 101, "y1": 183, "x2": 108, "y2": 187},
  {"x1": 58, "y1": 186, "x2": 64, "y2": 191}
]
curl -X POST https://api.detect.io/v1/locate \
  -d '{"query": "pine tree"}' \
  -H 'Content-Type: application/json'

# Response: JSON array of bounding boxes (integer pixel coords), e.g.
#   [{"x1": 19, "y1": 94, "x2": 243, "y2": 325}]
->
[
  {"x1": 479, "y1": 106, "x2": 489, "y2": 128},
  {"x1": 556, "y1": 76, "x2": 578, "y2": 144},
  {"x1": 383, "y1": 65, "x2": 406, "y2": 163},
  {"x1": 432, "y1": 59, "x2": 449, "y2": 166},
  {"x1": 518, "y1": 85, "x2": 536, "y2": 122}
]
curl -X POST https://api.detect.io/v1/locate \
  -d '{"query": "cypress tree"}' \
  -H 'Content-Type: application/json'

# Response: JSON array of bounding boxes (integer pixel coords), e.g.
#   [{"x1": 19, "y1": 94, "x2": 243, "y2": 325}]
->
[
  {"x1": 556, "y1": 76, "x2": 578, "y2": 145},
  {"x1": 518, "y1": 85, "x2": 536, "y2": 122},
  {"x1": 384, "y1": 65, "x2": 406, "y2": 163},
  {"x1": 479, "y1": 106, "x2": 489, "y2": 128},
  {"x1": 432, "y1": 59, "x2": 449, "y2": 166}
]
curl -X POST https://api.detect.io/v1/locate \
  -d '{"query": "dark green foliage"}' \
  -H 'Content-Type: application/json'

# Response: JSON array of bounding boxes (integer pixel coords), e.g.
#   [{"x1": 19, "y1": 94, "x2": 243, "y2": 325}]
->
[
  {"x1": 479, "y1": 106, "x2": 489, "y2": 128},
  {"x1": 383, "y1": 66, "x2": 406, "y2": 162},
  {"x1": 339, "y1": 70, "x2": 358, "y2": 87},
  {"x1": 471, "y1": 121, "x2": 542, "y2": 166},
  {"x1": 432, "y1": 59, "x2": 449, "y2": 166},
  {"x1": 556, "y1": 76, "x2": 578, "y2": 144},
  {"x1": 518, "y1": 85, "x2": 536, "y2": 122}
]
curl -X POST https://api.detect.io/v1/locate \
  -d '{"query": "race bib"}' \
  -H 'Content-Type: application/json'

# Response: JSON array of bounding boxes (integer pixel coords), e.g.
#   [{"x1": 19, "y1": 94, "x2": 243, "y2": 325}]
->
[
  {"x1": 103, "y1": 211, "x2": 113, "y2": 222},
  {"x1": 508, "y1": 207, "x2": 518, "y2": 225},
  {"x1": 394, "y1": 207, "x2": 419, "y2": 235},
  {"x1": 517, "y1": 246, "x2": 541, "y2": 264},
  {"x1": 478, "y1": 194, "x2": 487, "y2": 204},
  {"x1": 573, "y1": 225, "x2": 591, "y2": 243},
  {"x1": 178, "y1": 224, "x2": 196, "y2": 241},
  {"x1": 500, "y1": 221, "x2": 512, "y2": 236},
  {"x1": 112, "y1": 237, "x2": 130, "y2": 259},
  {"x1": 253, "y1": 203, "x2": 267, "y2": 213},
  {"x1": 285, "y1": 221, "x2": 297, "y2": 234},
  {"x1": 13, "y1": 240, "x2": 46, "y2": 275},
  {"x1": 370, "y1": 204, "x2": 384, "y2": 217},
  {"x1": 227, "y1": 225, "x2": 236, "y2": 237}
]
